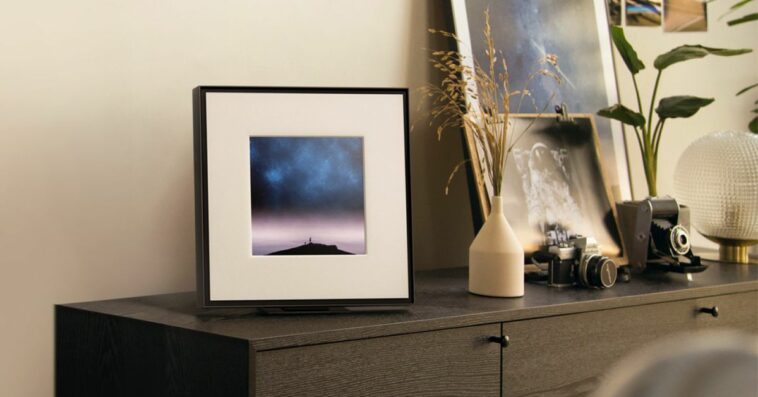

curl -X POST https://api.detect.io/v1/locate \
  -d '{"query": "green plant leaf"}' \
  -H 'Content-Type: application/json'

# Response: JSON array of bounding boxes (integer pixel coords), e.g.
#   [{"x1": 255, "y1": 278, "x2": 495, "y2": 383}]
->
[
  {"x1": 610, "y1": 26, "x2": 645, "y2": 74},
  {"x1": 654, "y1": 45, "x2": 752, "y2": 70},
  {"x1": 737, "y1": 83, "x2": 758, "y2": 96},
  {"x1": 655, "y1": 96, "x2": 714, "y2": 119},
  {"x1": 730, "y1": 0, "x2": 753, "y2": 10},
  {"x1": 598, "y1": 104, "x2": 646, "y2": 127},
  {"x1": 750, "y1": 117, "x2": 758, "y2": 133},
  {"x1": 720, "y1": 0, "x2": 754, "y2": 19},
  {"x1": 718, "y1": 0, "x2": 755, "y2": 21},
  {"x1": 728, "y1": 12, "x2": 758, "y2": 25}
]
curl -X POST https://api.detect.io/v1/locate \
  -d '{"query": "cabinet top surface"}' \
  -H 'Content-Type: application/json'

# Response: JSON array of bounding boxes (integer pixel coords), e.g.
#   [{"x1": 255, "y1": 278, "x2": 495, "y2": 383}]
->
[{"x1": 60, "y1": 263, "x2": 757, "y2": 350}]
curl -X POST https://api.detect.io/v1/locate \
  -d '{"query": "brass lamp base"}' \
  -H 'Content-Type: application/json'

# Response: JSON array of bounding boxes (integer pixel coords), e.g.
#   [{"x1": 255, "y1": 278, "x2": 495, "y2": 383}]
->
[{"x1": 703, "y1": 235, "x2": 758, "y2": 264}]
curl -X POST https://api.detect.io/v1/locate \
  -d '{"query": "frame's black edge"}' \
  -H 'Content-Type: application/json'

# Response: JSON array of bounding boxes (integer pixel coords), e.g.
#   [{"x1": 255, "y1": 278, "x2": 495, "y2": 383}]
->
[
  {"x1": 198, "y1": 298, "x2": 413, "y2": 309},
  {"x1": 193, "y1": 87, "x2": 211, "y2": 308},
  {"x1": 446, "y1": 2, "x2": 485, "y2": 234},
  {"x1": 194, "y1": 86, "x2": 414, "y2": 309},
  {"x1": 461, "y1": 132, "x2": 484, "y2": 234},
  {"x1": 402, "y1": 88, "x2": 415, "y2": 304},
  {"x1": 195, "y1": 86, "x2": 409, "y2": 95}
]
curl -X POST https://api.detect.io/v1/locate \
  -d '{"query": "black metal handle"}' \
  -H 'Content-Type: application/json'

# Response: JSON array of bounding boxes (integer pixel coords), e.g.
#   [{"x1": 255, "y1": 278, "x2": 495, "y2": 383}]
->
[
  {"x1": 698, "y1": 306, "x2": 719, "y2": 318},
  {"x1": 488, "y1": 335, "x2": 510, "y2": 348}
]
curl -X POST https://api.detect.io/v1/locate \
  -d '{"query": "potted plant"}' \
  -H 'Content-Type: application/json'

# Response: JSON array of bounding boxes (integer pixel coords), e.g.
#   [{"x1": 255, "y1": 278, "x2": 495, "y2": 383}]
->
[
  {"x1": 423, "y1": 9, "x2": 561, "y2": 297},
  {"x1": 598, "y1": 26, "x2": 751, "y2": 197}
]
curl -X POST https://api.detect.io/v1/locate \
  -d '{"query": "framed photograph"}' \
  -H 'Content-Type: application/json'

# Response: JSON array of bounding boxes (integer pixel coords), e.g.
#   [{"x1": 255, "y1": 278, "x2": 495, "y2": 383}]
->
[
  {"x1": 450, "y1": 0, "x2": 632, "y2": 213},
  {"x1": 626, "y1": 0, "x2": 663, "y2": 26},
  {"x1": 466, "y1": 114, "x2": 626, "y2": 261},
  {"x1": 663, "y1": 0, "x2": 708, "y2": 32},
  {"x1": 194, "y1": 86, "x2": 413, "y2": 308}
]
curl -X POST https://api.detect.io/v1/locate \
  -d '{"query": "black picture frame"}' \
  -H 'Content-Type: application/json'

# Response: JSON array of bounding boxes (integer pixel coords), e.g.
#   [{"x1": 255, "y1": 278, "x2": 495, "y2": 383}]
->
[{"x1": 193, "y1": 86, "x2": 413, "y2": 308}]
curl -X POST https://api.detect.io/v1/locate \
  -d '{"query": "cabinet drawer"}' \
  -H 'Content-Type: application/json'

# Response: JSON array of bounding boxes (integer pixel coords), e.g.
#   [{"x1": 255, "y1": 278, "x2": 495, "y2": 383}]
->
[
  {"x1": 502, "y1": 299, "x2": 702, "y2": 397},
  {"x1": 696, "y1": 291, "x2": 757, "y2": 332},
  {"x1": 255, "y1": 324, "x2": 500, "y2": 397}
]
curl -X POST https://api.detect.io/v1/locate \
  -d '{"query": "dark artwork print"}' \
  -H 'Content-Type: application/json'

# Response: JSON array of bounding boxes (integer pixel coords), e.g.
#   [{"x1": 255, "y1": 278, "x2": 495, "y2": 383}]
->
[
  {"x1": 504, "y1": 117, "x2": 623, "y2": 258},
  {"x1": 249, "y1": 137, "x2": 366, "y2": 256}
]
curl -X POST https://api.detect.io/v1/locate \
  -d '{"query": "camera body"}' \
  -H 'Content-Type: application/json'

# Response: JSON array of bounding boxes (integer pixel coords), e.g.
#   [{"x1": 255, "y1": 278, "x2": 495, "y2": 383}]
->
[
  {"x1": 531, "y1": 236, "x2": 618, "y2": 289},
  {"x1": 617, "y1": 197, "x2": 706, "y2": 273}
]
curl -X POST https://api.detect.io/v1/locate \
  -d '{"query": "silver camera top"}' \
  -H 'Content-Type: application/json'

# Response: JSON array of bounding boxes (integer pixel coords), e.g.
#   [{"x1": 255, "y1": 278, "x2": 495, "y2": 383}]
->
[
  {"x1": 548, "y1": 235, "x2": 601, "y2": 260},
  {"x1": 571, "y1": 236, "x2": 601, "y2": 256}
]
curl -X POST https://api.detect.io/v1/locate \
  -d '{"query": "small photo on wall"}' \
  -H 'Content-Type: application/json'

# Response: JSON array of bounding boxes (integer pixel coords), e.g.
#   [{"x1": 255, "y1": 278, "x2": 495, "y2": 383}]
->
[
  {"x1": 626, "y1": 0, "x2": 662, "y2": 26},
  {"x1": 608, "y1": 0, "x2": 622, "y2": 25},
  {"x1": 249, "y1": 136, "x2": 366, "y2": 256},
  {"x1": 664, "y1": 0, "x2": 708, "y2": 32}
]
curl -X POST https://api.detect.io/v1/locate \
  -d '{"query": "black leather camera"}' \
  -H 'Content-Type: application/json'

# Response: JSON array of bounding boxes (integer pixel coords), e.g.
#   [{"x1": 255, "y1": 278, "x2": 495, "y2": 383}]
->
[
  {"x1": 528, "y1": 236, "x2": 619, "y2": 289},
  {"x1": 617, "y1": 197, "x2": 706, "y2": 273}
]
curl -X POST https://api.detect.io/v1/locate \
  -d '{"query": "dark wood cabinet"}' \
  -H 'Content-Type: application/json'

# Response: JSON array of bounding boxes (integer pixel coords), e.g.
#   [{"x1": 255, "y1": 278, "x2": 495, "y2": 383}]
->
[
  {"x1": 500, "y1": 291, "x2": 757, "y2": 396},
  {"x1": 695, "y1": 291, "x2": 757, "y2": 331},
  {"x1": 56, "y1": 264, "x2": 757, "y2": 397},
  {"x1": 255, "y1": 324, "x2": 500, "y2": 397}
]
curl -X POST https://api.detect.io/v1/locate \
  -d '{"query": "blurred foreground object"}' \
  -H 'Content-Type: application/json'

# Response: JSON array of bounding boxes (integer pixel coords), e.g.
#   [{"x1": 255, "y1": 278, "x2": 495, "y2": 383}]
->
[{"x1": 594, "y1": 331, "x2": 758, "y2": 397}]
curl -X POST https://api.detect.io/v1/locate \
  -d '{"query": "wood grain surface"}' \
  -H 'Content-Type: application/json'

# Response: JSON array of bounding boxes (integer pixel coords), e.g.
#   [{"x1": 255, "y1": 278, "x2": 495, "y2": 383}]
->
[
  {"x1": 56, "y1": 306, "x2": 249, "y2": 397},
  {"x1": 59, "y1": 264, "x2": 758, "y2": 351},
  {"x1": 255, "y1": 324, "x2": 501, "y2": 397},
  {"x1": 501, "y1": 291, "x2": 758, "y2": 397},
  {"x1": 55, "y1": 265, "x2": 758, "y2": 397},
  {"x1": 696, "y1": 291, "x2": 758, "y2": 332}
]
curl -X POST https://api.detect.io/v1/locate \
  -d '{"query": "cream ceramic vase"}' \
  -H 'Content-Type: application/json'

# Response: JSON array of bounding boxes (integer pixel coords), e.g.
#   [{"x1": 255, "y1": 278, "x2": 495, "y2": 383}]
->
[{"x1": 469, "y1": 196, "x2": 524, "y2": 297}]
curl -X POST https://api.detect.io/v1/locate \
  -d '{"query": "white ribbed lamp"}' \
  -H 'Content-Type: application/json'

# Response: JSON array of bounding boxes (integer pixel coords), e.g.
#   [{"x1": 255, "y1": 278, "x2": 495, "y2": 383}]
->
[{"x1": 674, "y1": 131, "x2": 758, "y2": 263}]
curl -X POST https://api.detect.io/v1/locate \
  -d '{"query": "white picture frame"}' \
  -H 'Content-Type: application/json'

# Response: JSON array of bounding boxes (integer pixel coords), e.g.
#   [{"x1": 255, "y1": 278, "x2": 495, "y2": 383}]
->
[{"x1": 450, "y1": 0, "x2": 632, "y2": 217}]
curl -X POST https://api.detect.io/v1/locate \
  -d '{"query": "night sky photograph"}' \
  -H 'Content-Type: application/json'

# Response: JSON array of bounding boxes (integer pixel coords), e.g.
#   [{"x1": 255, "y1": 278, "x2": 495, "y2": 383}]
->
[
  {"x1": 249, "y1": 136, "x2": 366, "y2": 256},
  {"x1": 464, "y1": 0, "x2": 624, "y2": 192}
]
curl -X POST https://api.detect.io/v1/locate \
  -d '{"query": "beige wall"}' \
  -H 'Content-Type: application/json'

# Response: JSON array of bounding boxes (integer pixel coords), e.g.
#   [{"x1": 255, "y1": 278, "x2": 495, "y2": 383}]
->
[
  {"x1": 0, "y1": 1, "x2": 472, "y2": 395},
  {"x1": 0, "y1": 1, "x2": 755, "y2": 395}
]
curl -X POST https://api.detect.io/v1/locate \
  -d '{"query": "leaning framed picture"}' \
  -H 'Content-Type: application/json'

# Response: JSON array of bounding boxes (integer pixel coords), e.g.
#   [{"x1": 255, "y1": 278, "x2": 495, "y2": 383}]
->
[
  {"x1": 193, "y1": 86, "x2": 413, "y2": 308},
  {"x1": 466, "y1": 114, "x2": 626, "y2": 262},
  {"x1": 451, "y1": 0, "x2": 632, "y2": 209}
]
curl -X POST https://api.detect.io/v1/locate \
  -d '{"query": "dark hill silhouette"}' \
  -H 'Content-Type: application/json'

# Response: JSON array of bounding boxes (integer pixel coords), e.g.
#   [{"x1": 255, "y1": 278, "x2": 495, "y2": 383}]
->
[{"x1": 268, "y1": 242, "x2": 354, "y2": 256}]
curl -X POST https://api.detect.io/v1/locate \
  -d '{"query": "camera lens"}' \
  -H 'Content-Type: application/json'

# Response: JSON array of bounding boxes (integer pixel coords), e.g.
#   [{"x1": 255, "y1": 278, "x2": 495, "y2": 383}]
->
[
  {"x1": 578, "y1": 255, "x2": 617, "y2": 289},
  {"x1": 669, "y1": 225, "x2": 691, "y2": 256}
]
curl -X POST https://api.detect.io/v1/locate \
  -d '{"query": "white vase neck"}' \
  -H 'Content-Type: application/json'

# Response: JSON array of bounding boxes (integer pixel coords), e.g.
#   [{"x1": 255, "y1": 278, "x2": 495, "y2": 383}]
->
[{"x1": 490, "y1": 196, "x2": 504, "y2": 214}]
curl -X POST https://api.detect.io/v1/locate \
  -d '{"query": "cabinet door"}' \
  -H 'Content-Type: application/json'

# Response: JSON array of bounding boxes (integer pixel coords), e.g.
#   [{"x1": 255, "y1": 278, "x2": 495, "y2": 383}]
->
[
  {"x1": 501, "y1": 299, "x2": 701, "y2": 397},
  {"x1": 255, "y1": 324, "x2": 501, "y2": 397},
  {"x1": 695, "y1": 291, "x2": 758, "y2": 332}
]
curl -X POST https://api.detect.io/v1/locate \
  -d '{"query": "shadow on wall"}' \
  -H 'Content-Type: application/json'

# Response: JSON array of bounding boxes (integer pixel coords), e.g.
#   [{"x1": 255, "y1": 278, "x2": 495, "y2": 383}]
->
[{"x1": 407, "y1": 1, "x2": 475, "y2": 270}]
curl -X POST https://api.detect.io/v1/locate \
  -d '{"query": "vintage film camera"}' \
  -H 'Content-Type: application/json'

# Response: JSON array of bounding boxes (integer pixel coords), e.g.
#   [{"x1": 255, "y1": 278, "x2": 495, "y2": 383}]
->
[
  {"x1": 617, "y1": 197, "x2": 706, "y2": 274},
  {"x1": 528, "y1": 236, "x2": 619, "y2": 289}
]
